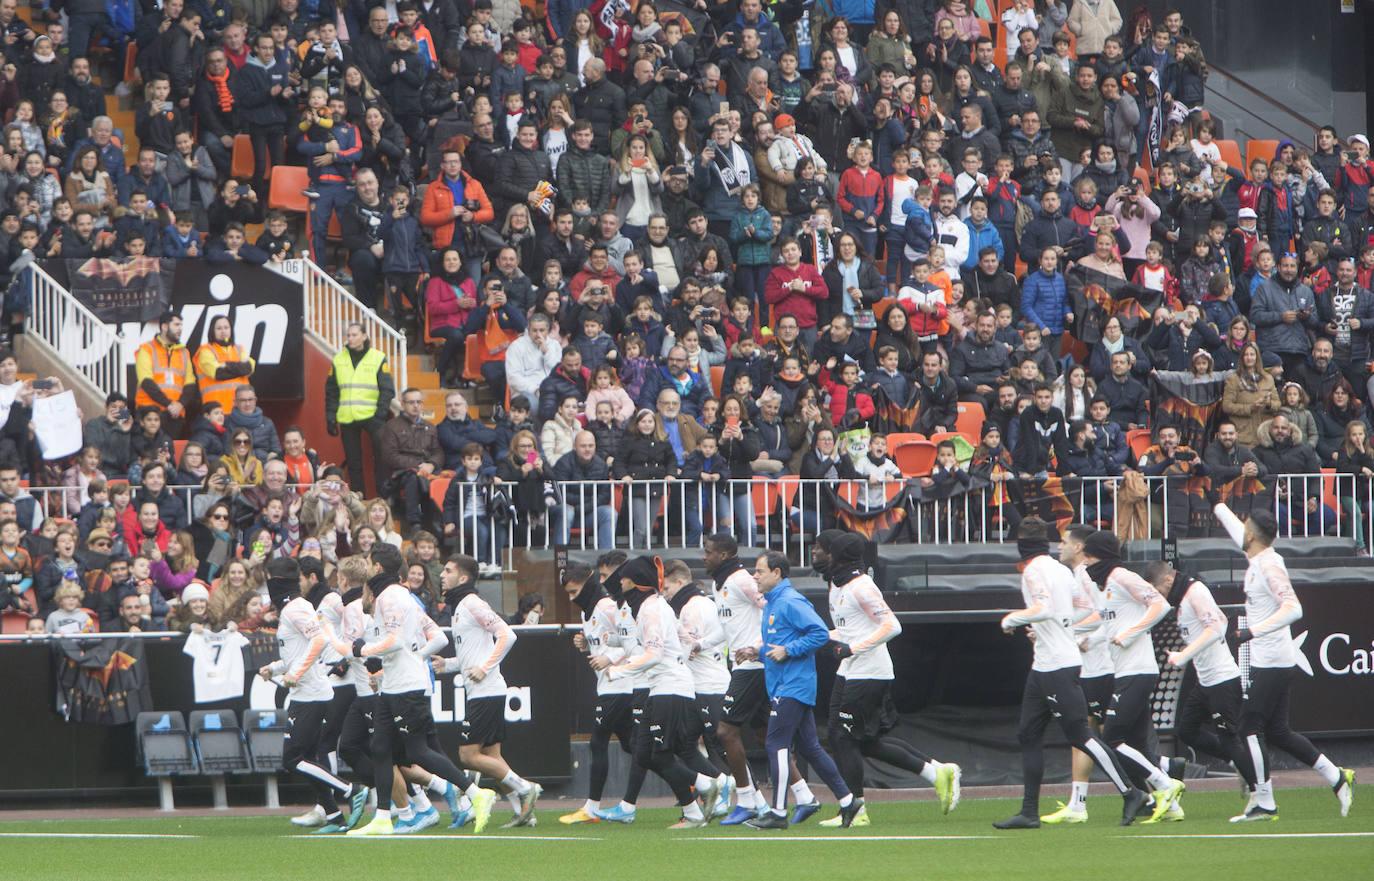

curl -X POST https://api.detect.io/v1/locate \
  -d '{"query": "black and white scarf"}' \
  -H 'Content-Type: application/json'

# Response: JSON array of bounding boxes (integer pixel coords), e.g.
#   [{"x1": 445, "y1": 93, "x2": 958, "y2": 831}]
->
[{"x1": 711, "y1": 141, "x2": 751, "y2": 196}]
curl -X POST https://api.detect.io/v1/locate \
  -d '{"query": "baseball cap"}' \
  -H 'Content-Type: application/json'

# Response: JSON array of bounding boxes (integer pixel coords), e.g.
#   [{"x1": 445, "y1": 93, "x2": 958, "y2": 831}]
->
[
  {"x1": 1238, "y1": 207, "x2": 1257, "y2": 219},
  {"x1": 1351, "y1": 134, "x2": 1370, "y2": 148},
  {"x1": 773, "y1": 113, "x2": 795, "y2": 129}
]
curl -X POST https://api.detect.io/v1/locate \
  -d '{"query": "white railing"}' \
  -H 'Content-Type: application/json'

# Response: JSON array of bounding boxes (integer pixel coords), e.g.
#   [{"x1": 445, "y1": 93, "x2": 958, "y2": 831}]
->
[
  {"x1": 298, "y1": 258, "x2": 407, "y2": 391},
  {"x1": 22, "y1": 262, "x2": 126, "y2": 397},
  {"x1": 23, "y1": 473, "x2": 1371, "y2": 560}
]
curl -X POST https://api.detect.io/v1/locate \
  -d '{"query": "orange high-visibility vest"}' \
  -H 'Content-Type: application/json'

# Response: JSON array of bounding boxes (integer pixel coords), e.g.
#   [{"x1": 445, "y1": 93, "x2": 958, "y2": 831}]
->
[
  {"x1": 134, "y1": 337, "x2": 193, "y2": 410},
  {"x1": 195, "y1": 342, "x2": 254, "y2": 413}
]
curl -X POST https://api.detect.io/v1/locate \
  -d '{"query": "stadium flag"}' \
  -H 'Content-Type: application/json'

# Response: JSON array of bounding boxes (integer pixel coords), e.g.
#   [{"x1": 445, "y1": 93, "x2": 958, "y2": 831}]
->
[
  {"x1": 870, "y1": 385, "x2": 922, "y2": 434},
  {"x1": 1066, "y1": 265, "x2": 1162, "y2": 345},
  {"x1": 53, "y1": 636, "x2": 152, "y2": 725},
  {"x1": 1149, "y1": 369, "x2": 1233, "y2": 452},
  {"x1": 1008, "y1": 475, "x2": 1080, "y2": 535},
  {"x1": 827, "y1": 480, "x2": 915, "y2": 543},
  {"x1": 44, "y1": 256, "x2": 174, "y2": 323}
]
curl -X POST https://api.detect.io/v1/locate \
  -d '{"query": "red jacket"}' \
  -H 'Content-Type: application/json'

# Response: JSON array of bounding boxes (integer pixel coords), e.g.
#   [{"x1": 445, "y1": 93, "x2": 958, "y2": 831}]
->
[
  {"x1": 764, "y1": 262, "x2": 827, "y2": 328},
  {"x1": 837, "y1": 166, "x2": 885, "y2": 227},
  {"x1": 822, "y1": 376, "x2": 875, "y2": 424},
  {"x1": 120, "y1": 506, "x2": 171, "y2": 554}
]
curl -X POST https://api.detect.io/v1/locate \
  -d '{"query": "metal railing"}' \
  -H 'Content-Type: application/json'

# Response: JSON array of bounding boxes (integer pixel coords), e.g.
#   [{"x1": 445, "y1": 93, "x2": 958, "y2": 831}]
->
[
  {"x1": 298, "y1": 257, "x2": 407, "y2": 392},
  {"x1": 23, "y1": 472, "x2": 1370, "y2": 562},
  {"x1": 22, "y1": 262, "x2": 126, "y2": 398}
]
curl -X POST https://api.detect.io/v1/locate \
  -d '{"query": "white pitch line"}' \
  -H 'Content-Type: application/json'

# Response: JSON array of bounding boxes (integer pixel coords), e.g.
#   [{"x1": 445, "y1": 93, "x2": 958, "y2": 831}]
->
[
  {"x1": 682, "y1": 835, "x2": 1002, "y2": 842},
  {"x1": 0, "y1": 832, "x2": 200, "y2": 839},
  {"x1": 1126, "y1": 832, "x2": 1374, "y2": 840},
  {"x1": 287, "y1": 835, "x2": 601, "y2": 841}
]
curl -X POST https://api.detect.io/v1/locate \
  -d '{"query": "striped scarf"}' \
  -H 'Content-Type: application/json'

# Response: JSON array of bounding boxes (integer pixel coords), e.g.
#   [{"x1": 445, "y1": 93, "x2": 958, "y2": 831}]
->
[{"x1": 206, "y1": 68, "x2": 234, "y2": 114}]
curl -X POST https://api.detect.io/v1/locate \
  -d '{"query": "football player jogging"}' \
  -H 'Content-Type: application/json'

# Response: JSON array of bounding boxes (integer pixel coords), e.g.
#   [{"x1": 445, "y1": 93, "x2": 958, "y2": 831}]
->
[
  {"x1": 432, "y1": 554, "x2": 541, "y2": 828},
  {"x1": 605, "y1": 556, "x2": 723, "y2": 829},
  {"x1": 812, "y1": 531, "x2": 962, "y2": 826},
  {"x1": 338, "y1": 545, "x2": 497, "y2": 836},
  {"x1": 559, "y1": 563, "x2": 646, "y2": 824},
  {"x1": 1080, "y1": 531, "x2": 1186, "y2": 823},
  {"x1": 743, "y1": 552, "x2": 860, "y2": 830},
  {"x1": 662, "y1": 559, "x2": 734, "y2": 818},
  {"x1": 258, "y1": 557, "x2": 370, "y2": 831},
  {"x1": 1146, "y1": 559, "x2": 1258, "y2": 809},
  {"x1": 1041, "y1": 524, "x2": 1116, "y2": 824},
  {"x1": 291, "y1": 556, "x2": 358, "y2": 829},
  {"x1": 593, "y1": 550, "x2": 658, "y2": 824},
  {"x1": 1210, "y1": 501, "x2": 1355, "y2": 821},
  {"x1": 993, "y1": 518, "x2": 1150, "y2": 829},
  {"x1": 705, "y1": 534, "x2": 814, "y2": 824}
]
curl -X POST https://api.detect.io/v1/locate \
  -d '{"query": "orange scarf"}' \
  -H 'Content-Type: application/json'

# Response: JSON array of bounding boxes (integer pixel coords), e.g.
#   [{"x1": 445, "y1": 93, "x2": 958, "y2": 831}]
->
[{"x1": 206, "y1": 68, "x2": 234, "y2": 114}]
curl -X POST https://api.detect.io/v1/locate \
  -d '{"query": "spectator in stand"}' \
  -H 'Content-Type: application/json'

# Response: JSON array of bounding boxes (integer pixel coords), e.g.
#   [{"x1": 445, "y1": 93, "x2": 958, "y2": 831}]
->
[
  {"x1": 324, "y1": 322, "x2": 394, "y2": 497},
  {"x1": 223, "y1": 385, "x2": 280, "y2": 463},
  {"x1": 551, "y1": 429, "x2": 615, "y2": 549},
  {"x1": 236, "y1": 33, "x2": 295, "y2": 200},
  {"x1": 1252, "y1": 252, "x2": 1320, "y2": 379},
  {"x1": 425, "y1": 248, "x2": 478, "y2": 388},
  {"x1": 85, "y1": 392, "x2": 134, "y2": 478},
  {"x1": 59, "y1": 446, "x2": 105, "y2": 516},
  {"x1": 765, "y1": 237, "x2": 827, "y2": 347},
  {"x1": 1097, "y1": 350, "x2": 1148, "y2": 431},
  {"x1": 122, "y1": 498, "x2": 172, "y2": 555},
  {"x1": 1254, "y1": 413, "x2": 1334, "y2": 537},
  {"x1": 188, "y1": 400, "x2": 229, "y2": 461},
  {"x1": 505, "y1": 312, "x2": 562, "y2": 407},
  {"x1": 1315, "y1": 379, "x2": 1371, "y2": 464},
  {"x1": 1220, "y1": 341, "x2": 1280, "y2": 449},
  {"x1": 460, "y1": 275, "x2": 527, "y2": 406},
  {"x1": 1020, "y1": 247, "x2": 1071, "y2": 356},
  {"x1": 377, "y1": 388, "x2": 442, "y2": 534}
]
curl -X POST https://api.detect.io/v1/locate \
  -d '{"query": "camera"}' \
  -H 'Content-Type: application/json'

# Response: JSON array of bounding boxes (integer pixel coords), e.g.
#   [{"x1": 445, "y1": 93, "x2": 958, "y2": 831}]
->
[
  {"x1": 1128, "y1": 180, "x2": 1140, "y2": 194},
  {"x1": 116, "y1": 408, "x2": 131, "y2": 421},
  {"x1": 1174, "y1": 450, "x2": 1196, "y2": 462},
  {"x1": 821, "y1": 82, "x2": 838, "y2": 92},
  {"x1": 634, "y1": 113, "x2": 646, "y2": 124},
  {"x1": 465, "y1": 199, "x2": 481, "y2": 212}
]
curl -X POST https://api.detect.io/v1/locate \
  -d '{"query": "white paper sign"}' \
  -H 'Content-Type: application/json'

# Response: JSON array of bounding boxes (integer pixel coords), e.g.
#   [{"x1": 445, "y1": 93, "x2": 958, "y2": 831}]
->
[{"x1": 32, "y1": 391, "x2": 83, "y2": 460}]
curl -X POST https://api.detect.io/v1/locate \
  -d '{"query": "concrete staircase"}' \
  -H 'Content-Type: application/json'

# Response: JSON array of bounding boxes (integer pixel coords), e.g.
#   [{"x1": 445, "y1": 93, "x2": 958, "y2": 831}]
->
[{"x1": 404, "y1": 349, "x2": 498, "y2": 422}]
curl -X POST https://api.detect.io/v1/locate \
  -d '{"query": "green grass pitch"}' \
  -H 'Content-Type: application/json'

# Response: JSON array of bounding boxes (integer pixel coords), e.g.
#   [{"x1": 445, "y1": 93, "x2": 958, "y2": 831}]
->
[{"x1": 1, "y1": 787, "x2": 1367, "y2": 881}]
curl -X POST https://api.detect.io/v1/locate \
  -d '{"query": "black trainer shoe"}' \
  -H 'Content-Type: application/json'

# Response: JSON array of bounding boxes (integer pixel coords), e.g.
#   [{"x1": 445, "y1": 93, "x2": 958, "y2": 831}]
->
[
  {"x1": 992, "y1": 813, "x2": 1041, "y2": 830},
  {"x1": 1121, "y1": 788, "x2": 1150, "y2": 826},
  {"x1": 745, "y1": 810, "x2": 788, "y2": 830},
  {"x1": 839, "y1": 798, "x2": 866, "y2": 828}
]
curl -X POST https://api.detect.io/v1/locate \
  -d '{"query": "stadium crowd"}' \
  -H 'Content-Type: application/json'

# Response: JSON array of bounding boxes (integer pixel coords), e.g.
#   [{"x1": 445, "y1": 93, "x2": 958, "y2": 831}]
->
[{"x1": 2, "y1": 0, "x2": 1374, "y2": 636}]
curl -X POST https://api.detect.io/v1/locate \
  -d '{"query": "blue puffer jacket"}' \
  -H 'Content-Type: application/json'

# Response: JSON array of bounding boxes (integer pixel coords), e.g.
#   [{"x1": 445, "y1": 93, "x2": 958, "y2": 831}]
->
[
  {"x1": 1021, "y1": 269, "x2": 1069, "y2": 334},
  {"x1": 963, "y1": 217, "x2": 1004, "y2": 269},
  {"x1": 761, "y1": 578, "x2": 830, "y2": 705}
]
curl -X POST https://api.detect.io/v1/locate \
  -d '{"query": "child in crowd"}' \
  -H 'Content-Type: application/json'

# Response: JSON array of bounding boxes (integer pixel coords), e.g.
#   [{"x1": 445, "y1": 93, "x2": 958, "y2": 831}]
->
[
  {"x1": 584, "y1": 365, "x2": 635, "y2": 425},
  {"x1": 853, "y1": 433, "x2": 903, "y2": 510}
]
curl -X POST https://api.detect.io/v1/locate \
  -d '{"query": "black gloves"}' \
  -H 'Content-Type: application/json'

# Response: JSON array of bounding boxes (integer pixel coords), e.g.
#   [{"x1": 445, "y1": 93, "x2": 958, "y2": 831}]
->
[
  {"x1": 351, "y1": 638, "x2": 366, "y2": 657},
  {"x1": 364, "y1": 657, "x2": 383, "y2": 674},
  {"x1": 327, "y1": 659, "x2": 350, "y2": 678},
  {"x1": 327, "y1": 421, "x2": 340, "y2": 436},
  {"x1": 1204, "y1": 484, "x2": 1221, "y2": 507},
  {"x1": 1236, "y1": 627, "x2": 1254, "y2": 644},
  {"x1": 832, "y1": 642, "x2": 854, "y2": 660}
]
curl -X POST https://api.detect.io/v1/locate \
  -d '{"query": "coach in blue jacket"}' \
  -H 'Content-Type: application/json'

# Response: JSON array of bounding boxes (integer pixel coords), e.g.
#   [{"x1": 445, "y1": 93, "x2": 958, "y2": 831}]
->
[{"x1": 741, "y1": 551, "x2": 860, "y2": 829}]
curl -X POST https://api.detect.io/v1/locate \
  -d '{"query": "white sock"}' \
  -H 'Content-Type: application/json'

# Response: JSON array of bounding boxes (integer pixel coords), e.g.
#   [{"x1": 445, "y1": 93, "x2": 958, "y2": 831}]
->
[
  {"x1": 501, "y1": 771, "x2": 532, "y2": 795},
  {"x1": 583, "y1": 799, "x2": 600, "y2": 813},
  {"x1": 737, "y1": 784, "x2": 755, "y2": 801},
  {"x1": 618, "y1": 800, "x2": 636, "y2": 813},
  {"x1": 1312, "y1": 755, "x2": 1342, "y2": 786},
  {"x1": 1255, "y1": 780, "x2": 1276, "y2": 810},
  {"x1": 458, "y1": 795, "x2": 472, "y2": 811},
  {"x1": 396, "y1": 803, "x2": 414, "y2": 821},
  {"x1": 838, "y1": 793, "x2": 854, "y2": 807},
  {"x1": 1146, "y1": 768, "x2": 1172, "y2": 790},
  {"x1": 411, "y1": 790, "x2": 432, "y2": 813},
  {"x1": 753, "y1": 788, "x2": 771, "y2": 810},
  {"x1": 465, "y1": 782, "x2": 484, "y2": 800},
  {"x1": 790, "y1": 779, "x2": 815, "y2": 804},
  {"x1": 1070, "y1": 781, "x2": 1089, "y2": 810},
  {"x1": 681, "y1": 801, "x2": 704, "y2": 821},
  {"x1": 506, "y1": 792, "x2": 523, "y2": 813},
  {"x1": 427, "y1": 777, "x2": 449, "y2": 796},
  {"x1": 375, "y1": 809, "x2": 391, "y2": 821},
  {"x1": 918, "y1": 761, "x2": 939, "y2": 784},
  {"x1": 1116, "y1": 743, "x2": 1171, "y2": 790},
  {"x1": 694, "y1": 773, "x2": 716, "y2": 793}
]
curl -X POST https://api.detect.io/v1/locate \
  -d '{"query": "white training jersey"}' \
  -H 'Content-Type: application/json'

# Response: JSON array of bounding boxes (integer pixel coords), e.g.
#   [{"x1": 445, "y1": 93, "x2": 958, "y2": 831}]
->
[
  {"x1": 272, "y1": 597, "x2": 333, "y2": 701},
  {"x1": 609, "y1": 602, "x2": 648, "y2": 690},
  {"x1": 1101, "y1": 567, "x2": 1165, "y2": 677},
  {"x1": 368, "y1": 584, "x2": 444, "y2": 695},
  {"x1": 889, "y1": 175, "x2": 919, "y2": 226},
  {"x1": 183, "y1": 628, "x2": 249, "y2": 703},
  {"x1": 444, "y1": 592, "x2": 514, "y2": 700},
  {"x1": 1071, "y1": 562, "x2": 1114, "y2": 678},
  {"x1": 676, "y1": 593, "x2": 730, "y2": 695},
  {"x1": 1177, "y1": 581, "x2": 1240, "y2": 687},
  {"x1": 828, "y1": 573, "x2": 900, "y2": 680},
  {"x1": 583, "y1": 595, "x2": 631, "y2": 696},
  {"x1": 317, "y1": 592, "x2": 349, "y2": 686},
  {"x1": 1215, "y1": 503, "x2": 1303, "y2": 668},
  {"x1": 712, "y1": 566, "x2": 764, "y2": 671},
  {"x1": 615, "y1": 594, "x2": 695, "y2": 698},
  {"x1": 1008, "y1": 556, "x2": 1080, "y2": 672},
  {"x1": 333, "y1": 597, "x2": 372, "y2": 694}
]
